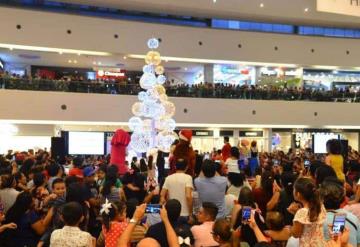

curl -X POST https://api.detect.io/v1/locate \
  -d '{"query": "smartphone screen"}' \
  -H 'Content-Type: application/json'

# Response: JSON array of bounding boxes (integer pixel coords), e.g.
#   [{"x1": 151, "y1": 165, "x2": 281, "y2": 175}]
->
[
  {"x1": 332, "y1": 214, "x2": 346, "y2": 234},
  {"x1": 242, "y1": 207, "x2": 251, "y2": 222},
  {"x1": 304, "y1": 160, "x2": 310, "y2": 168},
  {"x1": 145, "y1": 204, "x2": 161, "y2": 214}
]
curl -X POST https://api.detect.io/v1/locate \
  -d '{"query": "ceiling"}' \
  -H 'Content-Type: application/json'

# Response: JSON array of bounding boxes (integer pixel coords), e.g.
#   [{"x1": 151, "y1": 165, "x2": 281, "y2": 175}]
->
[{"x1": 54, "y1": 0, "x2": 360, "y2": 28}]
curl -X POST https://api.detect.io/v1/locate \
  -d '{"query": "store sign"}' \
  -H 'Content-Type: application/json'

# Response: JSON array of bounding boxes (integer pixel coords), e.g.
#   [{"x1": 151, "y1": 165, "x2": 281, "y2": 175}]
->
[
  {"x1": 317, "y1": 0, "x2": 360, "y2": 17},
  {"x1": 239, "y1": 131, "x2": 263, "y2": 137},
  {"x1": 220, "y1": 130, "x2": 234, "y2": 137},
  {"x1": 193, "y1": 130, "x2": 214, "y2": 137},
  {"x1": 97, "y1": 70, "x2": 125, "y2": 78}
]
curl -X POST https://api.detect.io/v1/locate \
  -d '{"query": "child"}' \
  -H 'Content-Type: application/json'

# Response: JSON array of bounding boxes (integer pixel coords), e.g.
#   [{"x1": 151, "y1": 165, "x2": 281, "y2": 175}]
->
[
  {"x1": 38, "y1": 178, "x2": 67, "y2": 247},
  {"x1": 50, "y1": 202, "x2": 94, "y2": 247},
  {"x1": 288, "y1": 177, "x2": 326, "y2": 247},
  {"x1": 98, "y1": 199, "x2": 128, "y2": 247}
]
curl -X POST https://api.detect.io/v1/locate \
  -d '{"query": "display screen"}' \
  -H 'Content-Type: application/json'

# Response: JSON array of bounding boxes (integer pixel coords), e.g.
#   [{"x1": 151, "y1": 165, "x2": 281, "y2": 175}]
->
[
  {"x1": 68, "y1": 132, "x2": 104, "y2": 155},
  {"x1": 332, "y1": 214, "x2": 346, "y2": 234},
  {"x1": 214, "y1": 64, "x2": 255, "y2": 85},
  {"x1": 313, "y1": 133, "x2": 339, "y2": 154}
]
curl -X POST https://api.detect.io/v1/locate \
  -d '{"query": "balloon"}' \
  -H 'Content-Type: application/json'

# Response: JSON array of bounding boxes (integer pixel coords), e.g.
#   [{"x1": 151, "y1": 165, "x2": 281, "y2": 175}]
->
[
  {"x1": 140, "y1": 73, "x2": 157, "y2": 89},
  {"x1": 162, "y1": 101, "x2": 176, "y2": 118},
  {"x1": 157, "y1": 75, "x2": 167, "y2": 85},
  {"x1": 130, "y1": 131, "x2": 152, "y2": 153},
  {"x1": 128, "y1": 117, "x2": 143, "y2": 132},
  {"x1": 156, "y1": 131, "x2": 178, "y2": 152},
  {"x1": 143, "y1": 65, "x2": 154, "y2": 74},
  {"x1": 155, "y1": 65, "x2": 165, "y2": 75},
  {"x1": 131, "y1": 102, "x2": 144, "y2": 117},
  {"x1": 138, "y1": 91, "x2": 147, "y2": 101},
  {"x1": 147, "y1": 38, "x2": 159, "y2": 49},
  {"x1": 145, "y1": 51, "x2": 161, "y2": 66}
]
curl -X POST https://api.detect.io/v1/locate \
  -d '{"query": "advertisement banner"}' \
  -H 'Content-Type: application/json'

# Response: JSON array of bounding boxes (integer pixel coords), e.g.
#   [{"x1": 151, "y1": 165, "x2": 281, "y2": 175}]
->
[{"x1": 317, "y1": 0, "x2": 360, "y2": 17}]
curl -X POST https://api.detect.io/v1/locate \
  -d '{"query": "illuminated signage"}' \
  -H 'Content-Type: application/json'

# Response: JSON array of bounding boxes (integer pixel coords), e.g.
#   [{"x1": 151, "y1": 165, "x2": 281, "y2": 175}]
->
[
  {"x1": 317, "y1": 0, "x2": 360, "y2": 17},
  {"x1": 239, "y1": 131, "x2": 263, "y2": 137},
  {"x1": 97, "y1": 70, "x2": 125, "y2": 77}
]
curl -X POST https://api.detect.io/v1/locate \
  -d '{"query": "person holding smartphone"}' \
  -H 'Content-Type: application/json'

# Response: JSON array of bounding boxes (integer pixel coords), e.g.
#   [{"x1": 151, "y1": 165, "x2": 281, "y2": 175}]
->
[{"x1": 319, "y1": 178, "x2": 360, "y2": 247}]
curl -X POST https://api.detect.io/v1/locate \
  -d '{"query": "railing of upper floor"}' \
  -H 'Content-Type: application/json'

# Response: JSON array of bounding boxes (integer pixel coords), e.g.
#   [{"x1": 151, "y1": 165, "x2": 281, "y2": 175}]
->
[{"x1": 1, "y1": 77, "x2": 360, "y2": 103}]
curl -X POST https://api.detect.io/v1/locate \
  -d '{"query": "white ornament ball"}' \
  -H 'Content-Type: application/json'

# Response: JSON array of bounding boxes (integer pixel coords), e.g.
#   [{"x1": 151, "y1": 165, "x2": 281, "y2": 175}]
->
[
  {"x1": 157, "y1": 75, "x2": 167, "y2": 85},
  {"x1": 156, "y1": 131, "x2": 178, "y2": 152},
  {"x1": 140, "y1": 72, "x2": 157, "y2": 89},
  {"x1": 155, "y1": 66, "x2": 165, "y2": 75},
  {"x1": 128, "y1": 117, "x2": 143, "y2": 132},
  {"x1": 143, "y1": 101, "x2": 165, "y2": 119},
  {"x1": 143, "y1": 65, "x2": 154, "y2": 74},
  {"x1": 162, "y1": 118, "x2": 176, "y2": 131},
  {"x1": 138, "y1": 91, "x2": 148, "y2": 101},
  {"x1": 130, "y1": 131, "x2": 152, "y2": 153},
  {"x1": 147, "y1": 38, "x2": 159, "y2": 49}
]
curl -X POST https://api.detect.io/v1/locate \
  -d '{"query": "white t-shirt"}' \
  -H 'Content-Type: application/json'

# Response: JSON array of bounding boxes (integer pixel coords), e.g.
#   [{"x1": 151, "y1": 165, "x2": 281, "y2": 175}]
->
[
  {"x1": 225, "y1": 158, "x2": 239, "y2": 174},
  {"x1": 163, "y1": 173, "x2": 193, "y2": 216}
]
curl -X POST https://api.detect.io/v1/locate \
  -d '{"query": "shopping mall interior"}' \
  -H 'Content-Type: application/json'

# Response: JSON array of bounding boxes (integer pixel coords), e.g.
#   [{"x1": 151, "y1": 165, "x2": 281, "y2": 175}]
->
[{"x1": 1, "y1": 1, "x2": 360, "y2": 247}]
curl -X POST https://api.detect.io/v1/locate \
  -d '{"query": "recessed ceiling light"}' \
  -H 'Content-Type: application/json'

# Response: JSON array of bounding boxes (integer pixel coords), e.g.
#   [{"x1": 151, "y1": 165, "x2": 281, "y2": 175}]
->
[
  {"x1": 73, "y1": 60, "x2": 77, "y2": 64},
  {"x1": 304, "y1": 8, "x2": 309, "y2": 12},
  {"x1": 123, "y1": 56, "x2": 127, "y2": 59},
  {"x1": 68, "y1": 60, "x2": 72, "y2": 63},
  {"x1": 260, "y1": 3, "x2": 264, "y2": 8},
  {"x1": 213, "y1": 0, "x2": 216, "y2": 3}
]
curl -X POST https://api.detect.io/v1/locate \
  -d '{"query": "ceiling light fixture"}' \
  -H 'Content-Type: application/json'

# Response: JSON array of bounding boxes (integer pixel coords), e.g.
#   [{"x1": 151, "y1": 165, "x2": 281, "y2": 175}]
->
[
  {"x1": 213, "y1": 0, "x2": 216, "y2": 3},
  {"x1": 304, "y1": 8, "x2": 309, "y2": 12},
  {"x1": 260, "y1": 3, "x2": 264, "y2": 8},
  {"x1": 128, "y1": 54, "x2": 298, "y2": 68},
  {"x1": 123, "y1": 56, "x2": 127, "y2": 60},
  {"x1": 73, "y1": 60, "x2": 78, "y2": 64},
  {"x1": 0, "y1": 43, "x2": 111, "y2": 56},
  {"x1": 68, "y1": 60, "x2": 72, "y2": 63}
]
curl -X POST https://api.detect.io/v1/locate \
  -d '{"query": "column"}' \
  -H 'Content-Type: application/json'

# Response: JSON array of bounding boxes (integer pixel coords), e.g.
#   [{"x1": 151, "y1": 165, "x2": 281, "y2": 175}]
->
[{"x1": 204, "y1": 64, "x2": 214, "y2": 83}]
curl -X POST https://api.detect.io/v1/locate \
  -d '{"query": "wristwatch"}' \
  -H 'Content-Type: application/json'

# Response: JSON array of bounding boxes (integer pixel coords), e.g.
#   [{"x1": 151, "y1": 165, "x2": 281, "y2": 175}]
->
[{"x1": 129, "y1": 218, "x2": 138, "y2": 224}]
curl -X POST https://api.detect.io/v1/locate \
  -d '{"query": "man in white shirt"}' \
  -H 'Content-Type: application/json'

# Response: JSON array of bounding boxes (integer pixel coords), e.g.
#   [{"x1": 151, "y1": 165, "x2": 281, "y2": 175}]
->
[{"x1": 160, "y1": 159, "x2": 193, "y2": 220}]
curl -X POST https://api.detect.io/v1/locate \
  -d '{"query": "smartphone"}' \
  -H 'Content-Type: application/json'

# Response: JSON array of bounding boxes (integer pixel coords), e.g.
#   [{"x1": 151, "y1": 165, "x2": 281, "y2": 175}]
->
[
  {"x1": 304, "y1": 160, "x2": 310, "y2": 168},
  {"x1": 273, "y1": 159, "x2": 279, "y2": 166},
  {"x1": 242, "y1": 207, "x2": 251, "y2": 222},
  {"x1": 145, "y1": 204, "x2": 161, "y2": 214},
  {"x1": 332, "y1": 214, "x2": 346, "y2": 234}
]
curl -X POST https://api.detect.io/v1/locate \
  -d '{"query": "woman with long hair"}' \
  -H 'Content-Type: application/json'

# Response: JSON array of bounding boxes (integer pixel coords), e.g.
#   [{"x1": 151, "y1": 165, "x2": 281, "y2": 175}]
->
[
  {"x1": 252, "y1": 170, "x2": 274, "y2": 215},
  {"x1": 100, "y1": 166, "x2": 126, "y2": 203},
  {"x1": 0, "y1": 191, "x2": 53, "y2": 247},
  {"x1": 288, "y1": 177, "x2": 326, "y2": 247}
]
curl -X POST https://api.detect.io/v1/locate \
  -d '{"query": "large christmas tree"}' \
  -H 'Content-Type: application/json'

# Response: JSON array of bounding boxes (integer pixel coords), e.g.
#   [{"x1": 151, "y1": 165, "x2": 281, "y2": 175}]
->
[{"x1": 128, "y1": 38, "x2": 177, "y2": 153}]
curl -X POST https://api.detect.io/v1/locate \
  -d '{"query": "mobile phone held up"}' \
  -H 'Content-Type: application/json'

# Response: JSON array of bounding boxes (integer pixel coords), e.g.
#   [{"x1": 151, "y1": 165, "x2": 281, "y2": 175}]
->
[
  {"x1": 304, "y1": 160, "x2": 310, "y2": 168},
  {"x1": 332, "y1": 213, "x2": 346, "y2": 234},
  {"x1": 145, "y1": 204, "x2": 161, "y2": 214},
  {"x1": 242, "y1": 207, "x2": 251, "y2": 222}
]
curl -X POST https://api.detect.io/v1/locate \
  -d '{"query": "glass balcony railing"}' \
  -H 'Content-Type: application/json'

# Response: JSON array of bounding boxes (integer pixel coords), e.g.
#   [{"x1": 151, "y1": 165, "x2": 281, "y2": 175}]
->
[{"x1": 0, "y1": 77, "x2": 359, "y2": 103}]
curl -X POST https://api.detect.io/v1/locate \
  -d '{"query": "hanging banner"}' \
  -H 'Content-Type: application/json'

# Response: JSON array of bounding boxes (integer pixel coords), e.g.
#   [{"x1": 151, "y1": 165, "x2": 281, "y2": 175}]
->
[{"x1": 317, "y1": 0, "x2": 360, "y2": 17}]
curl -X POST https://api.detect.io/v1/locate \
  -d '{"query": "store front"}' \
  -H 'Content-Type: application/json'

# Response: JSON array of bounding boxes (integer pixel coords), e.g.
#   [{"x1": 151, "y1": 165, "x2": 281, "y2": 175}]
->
[{"x1": 272, "y1": 129, "x2": 359, "y2": 152}]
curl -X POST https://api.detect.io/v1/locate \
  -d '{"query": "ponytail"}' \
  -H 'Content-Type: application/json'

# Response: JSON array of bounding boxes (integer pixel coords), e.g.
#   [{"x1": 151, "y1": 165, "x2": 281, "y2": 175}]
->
[{"x1": 294, "y1": 177, "x2": 321, "y2": 222}]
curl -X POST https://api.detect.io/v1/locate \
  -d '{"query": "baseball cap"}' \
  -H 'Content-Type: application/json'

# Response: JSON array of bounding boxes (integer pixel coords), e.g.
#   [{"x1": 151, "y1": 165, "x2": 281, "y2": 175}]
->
[{"x1": 83, "y1": 166, "x2": 96, "y2": 177}]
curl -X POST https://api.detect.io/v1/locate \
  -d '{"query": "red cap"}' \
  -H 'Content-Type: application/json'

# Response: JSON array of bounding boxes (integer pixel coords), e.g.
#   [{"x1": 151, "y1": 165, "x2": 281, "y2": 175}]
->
[{"x1": 179, "y1": 129, "x2": 193, "y2": 142}]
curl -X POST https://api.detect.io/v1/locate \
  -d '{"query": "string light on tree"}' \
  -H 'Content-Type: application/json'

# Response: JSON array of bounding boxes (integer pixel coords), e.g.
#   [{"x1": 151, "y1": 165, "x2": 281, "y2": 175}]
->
[{"x1": 128, "y1": 38, "x2": 177, "y2": 153}]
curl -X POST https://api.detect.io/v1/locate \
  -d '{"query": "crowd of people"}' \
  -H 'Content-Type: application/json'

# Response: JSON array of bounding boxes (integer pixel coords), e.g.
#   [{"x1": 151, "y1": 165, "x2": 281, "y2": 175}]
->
[
  {"x1": 1, "y1": 71, "x2": 359, "y2": 102},
  {"x1": 0, "y1": 130, "x2": 360, "y2": 247}
]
